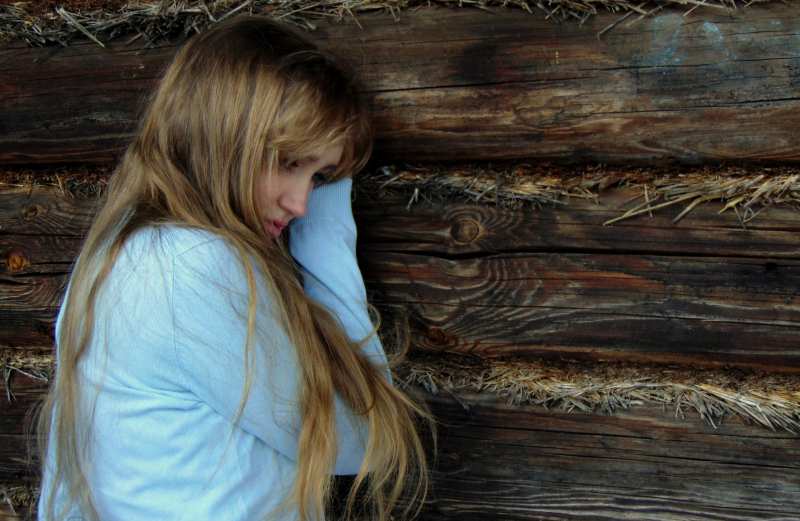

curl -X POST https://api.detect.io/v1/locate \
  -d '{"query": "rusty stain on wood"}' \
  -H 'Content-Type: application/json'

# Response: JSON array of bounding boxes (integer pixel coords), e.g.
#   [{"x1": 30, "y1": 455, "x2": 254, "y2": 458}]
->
[{"x1": 4, "y1": 250, "x2": 29, "y2": 274}]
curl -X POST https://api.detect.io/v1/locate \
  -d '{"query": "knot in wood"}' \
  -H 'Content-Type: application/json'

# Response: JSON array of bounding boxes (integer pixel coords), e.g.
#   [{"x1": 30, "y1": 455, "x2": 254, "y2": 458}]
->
[
  {"x1": 450, "y1": 217, "x2": 481, "y2": 244},
  {"x1": 22, "y1": 204, "x2": 44, "y2": 220},
  {"x1": 6, "y1": 249, "x2": 29, "y2": 273},
  {"x1": 426, "y1": 327, "x2": 450, "y2": 346}
]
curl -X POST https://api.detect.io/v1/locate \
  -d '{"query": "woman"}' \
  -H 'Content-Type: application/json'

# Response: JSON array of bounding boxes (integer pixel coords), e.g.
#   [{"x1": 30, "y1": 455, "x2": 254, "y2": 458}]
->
[{"x1": 35, "y1": 15, "x2": 434, "y2": 521}]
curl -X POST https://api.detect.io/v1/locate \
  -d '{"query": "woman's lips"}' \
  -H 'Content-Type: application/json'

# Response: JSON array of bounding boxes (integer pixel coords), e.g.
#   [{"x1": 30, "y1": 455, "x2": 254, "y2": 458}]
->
[{"x1": 266, "y1": 220, "x2": 286, "y2": 237}]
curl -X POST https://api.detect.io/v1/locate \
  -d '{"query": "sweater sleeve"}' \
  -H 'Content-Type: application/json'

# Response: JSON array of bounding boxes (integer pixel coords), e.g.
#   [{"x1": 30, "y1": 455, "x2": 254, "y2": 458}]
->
[
  {"x1": 171, "y1": 235, "x2": 370, "y2": 474},
  {"x1": 288, "y1": 178, "x2": 393, "y2": 386}
]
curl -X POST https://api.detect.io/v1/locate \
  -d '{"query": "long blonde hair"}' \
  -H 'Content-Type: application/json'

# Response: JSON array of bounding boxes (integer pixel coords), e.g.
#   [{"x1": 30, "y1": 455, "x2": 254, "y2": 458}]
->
[{"x1": 35, "y1": 15, "x2": 435, "y2": 521}]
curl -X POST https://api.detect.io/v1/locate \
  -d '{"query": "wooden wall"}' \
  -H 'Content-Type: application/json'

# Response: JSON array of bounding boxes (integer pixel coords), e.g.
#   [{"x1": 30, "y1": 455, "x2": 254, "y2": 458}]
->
[
  {"x1": 2, "y1": 4, "x2": 800, "y2": 520},
  {"x1": 3, "y1": 4, "x2": 800, "y2": 165}
]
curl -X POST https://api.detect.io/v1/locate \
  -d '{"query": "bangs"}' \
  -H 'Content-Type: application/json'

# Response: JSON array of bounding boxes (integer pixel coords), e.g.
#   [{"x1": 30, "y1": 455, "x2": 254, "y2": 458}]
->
[
  {"x1": 272, "y1": 116, "x2": 372, "y2": 182},
  {"x1": 267, "y1": 50, "x2": 374, "y2": 181}
]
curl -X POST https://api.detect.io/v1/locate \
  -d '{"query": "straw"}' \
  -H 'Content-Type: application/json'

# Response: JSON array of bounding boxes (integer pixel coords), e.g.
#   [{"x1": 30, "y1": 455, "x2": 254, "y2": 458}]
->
[
  {"x1": 358, "y1": 163, "x2": 800, "y2": 225},
  {"x1": 0, "y1": 0, "x2": 779, "y2": 47},
  {"x1": 397, "y1": 351, "x2": 800, "y2": 433}
]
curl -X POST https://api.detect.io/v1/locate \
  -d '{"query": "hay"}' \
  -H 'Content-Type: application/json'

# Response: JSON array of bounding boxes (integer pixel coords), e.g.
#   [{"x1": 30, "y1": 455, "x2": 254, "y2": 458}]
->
[
  {"x1": 1, "y1": 348, "x2": 52, "y2": 402},
  {"x1": 0, "y1": 166, "x2": 110, "y2": 199},
  {"x1": 360, "y1": 163, "x2": 800, "y2": 225},
  {"x1": 3, "y1": 163, "x2": 800, "y2": 224},
  {"x1": 6, "y1": 345, "x2": 799, "y2": 433},
  {"x1": 0, "y1": 483, "x2": 37, "y2": 518},
  {"x1": 0, "y1": 0, "x2": 780, "y2": 47},
  {"x1": 398, "y1": 351, "x2": 800, "y2": 433},
  {"x1": 4, "y1": 163, "x2": 800, "y2": 224}
]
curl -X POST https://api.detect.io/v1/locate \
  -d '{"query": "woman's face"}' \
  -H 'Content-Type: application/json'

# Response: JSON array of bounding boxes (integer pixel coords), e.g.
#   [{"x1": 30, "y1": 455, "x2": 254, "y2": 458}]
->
[{"x1": 256, "y1": 142, "x2": 344, "y2": 239}]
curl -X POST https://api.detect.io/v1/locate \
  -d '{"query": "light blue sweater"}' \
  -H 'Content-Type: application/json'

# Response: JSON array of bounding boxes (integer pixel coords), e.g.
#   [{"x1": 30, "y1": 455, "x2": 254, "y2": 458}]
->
[{"x1": 38, "y1": 178, "x2": 392, "y2": 521}]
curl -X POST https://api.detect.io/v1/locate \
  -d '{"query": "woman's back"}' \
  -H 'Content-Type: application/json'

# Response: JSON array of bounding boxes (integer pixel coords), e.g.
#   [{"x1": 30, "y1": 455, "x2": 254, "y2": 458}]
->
[
  {"x1": 41, "y1": 225, "x2": 300, "y2": 520},
  {"x1": 41, "y1": 181, "x2": 389, "y2": 520}
]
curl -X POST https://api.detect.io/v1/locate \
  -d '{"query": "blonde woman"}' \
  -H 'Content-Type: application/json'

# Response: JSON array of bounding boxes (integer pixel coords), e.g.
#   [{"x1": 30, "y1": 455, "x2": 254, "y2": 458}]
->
[{"x1": 35, "y1": 15, "x2": 434, "y2": 521}]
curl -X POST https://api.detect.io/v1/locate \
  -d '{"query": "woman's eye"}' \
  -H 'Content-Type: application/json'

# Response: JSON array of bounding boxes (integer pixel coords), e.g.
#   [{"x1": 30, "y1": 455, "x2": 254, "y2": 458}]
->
[{"x1": 312, "y1": 173, "x2": 328, "y2": 187}]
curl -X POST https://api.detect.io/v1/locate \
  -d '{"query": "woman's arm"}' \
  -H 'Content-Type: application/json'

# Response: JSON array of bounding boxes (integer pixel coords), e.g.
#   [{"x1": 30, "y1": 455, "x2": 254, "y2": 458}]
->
[
  {"x1": 171, "y1": 231, "x2": 377, "y2": 474},
  {"x1": 288, "y1": 178, "x2": 393, "y2": 385},
  {"x1": 288, "y1": 178, "x2": 393, "y2": 475}
]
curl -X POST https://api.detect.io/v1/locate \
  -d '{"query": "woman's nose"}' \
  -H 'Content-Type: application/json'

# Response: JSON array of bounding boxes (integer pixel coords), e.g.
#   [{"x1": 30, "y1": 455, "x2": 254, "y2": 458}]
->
[{"x1": 281, "y1": 184, "x2": 309, "y2": 218}]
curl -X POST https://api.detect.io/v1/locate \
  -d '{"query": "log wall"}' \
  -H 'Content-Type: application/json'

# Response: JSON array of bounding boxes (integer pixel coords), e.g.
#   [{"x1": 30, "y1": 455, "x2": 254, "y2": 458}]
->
[
  {"x1": 3, "y1": 3, "x2": 800, "y2": 520},
  {"x1": 3, "y1": 178, "x2": 800, "y2": 371},
  {"x1": 2, "y1": 167, "x2": 800, "y2": 519},
  {"x1": 359, "y1": 188, "x2": 800, "y2": 371}
]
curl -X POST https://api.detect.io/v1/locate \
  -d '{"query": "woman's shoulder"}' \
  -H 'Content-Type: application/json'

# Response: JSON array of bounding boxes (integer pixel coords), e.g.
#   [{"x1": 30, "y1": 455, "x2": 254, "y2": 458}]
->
[
  {"x1": 119, "y1": 225, "x2": 246, "y2": 283},
  {"x1": 124, "y1": 224, "x2": 226, "y2": 257}
]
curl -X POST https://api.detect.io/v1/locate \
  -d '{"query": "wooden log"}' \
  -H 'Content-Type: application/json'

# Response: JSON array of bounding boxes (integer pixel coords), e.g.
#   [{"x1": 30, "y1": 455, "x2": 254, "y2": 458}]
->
[
  {"x1": 0, "y1": 185, "x2": 100, "y2": 236},
  {"x1": 3, "y1": 183, "x2": 800, "y2": 369},
  {"x1": 3, "y1": 5, "x2": 800, "y2": 165},
  {"x1": 355, "y1": 188, "x2": 800, "y2": 258},
  {"x1": 3, "y1": 373, "x2": 799, "y2": 520},
  {"x1": 0, "y1": 372, "x2": 41, "y2": 484},
  {"x1": 413, "y1": 391, "x2": 800, "y2": 521},
  {"x1": 362, "y1": 252, "x2": 800, "y2": 371},
  {"x1": 6, "y1": 182, "x2": 800, "y2": 254}
]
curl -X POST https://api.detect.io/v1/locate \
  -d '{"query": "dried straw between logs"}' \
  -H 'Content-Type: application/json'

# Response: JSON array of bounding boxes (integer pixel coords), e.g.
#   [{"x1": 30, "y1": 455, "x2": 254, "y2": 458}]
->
[
  {"x1": 357, "y1": 163, "x2": 800, "y2": 225},
  {"x1": 400, "y1": 351, "x2": 800, "y2": 434},
  {"x1": 0, "y1": 0, "x2": 779, "y2": 48},
  {"x1": 3, "y1": 163, "x2": 799, "y2": 445},
  {"x1": 3, "y1": 163, "x2": 800, "y2": 225},
  {"x1": 0, "y1": 483, "x2": 37, "y2": 519},
  {"x1": 4, "y1": 345, "x2": 800, "y2": 439},
  {"x1": 1, "y1": 348, "x2": 51, "y2": 402},
  {"x1": 371, "y1": 305, "x2": 800, "y2": 437},
  {"x1": 0, "y1": 167, "x2": 109, "y2": 199}
]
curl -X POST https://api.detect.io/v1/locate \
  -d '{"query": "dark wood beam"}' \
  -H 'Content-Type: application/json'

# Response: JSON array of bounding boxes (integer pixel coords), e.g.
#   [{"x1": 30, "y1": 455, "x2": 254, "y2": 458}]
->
[
  {"x1": 412, "y1": 391, "x2": 800, "y2": 521},
  {"x1": 2, "y1": 4, "x2": 800, "y2": 166},
  {"x1": 355, "y1": 187, "x2": 800, "y2": 259},
  {"x1": 362, "y1": 252, "x2": 800, "y2": 371},
  {"x1": 2, "y1": 183, "x2": 799, "y2": 370}
]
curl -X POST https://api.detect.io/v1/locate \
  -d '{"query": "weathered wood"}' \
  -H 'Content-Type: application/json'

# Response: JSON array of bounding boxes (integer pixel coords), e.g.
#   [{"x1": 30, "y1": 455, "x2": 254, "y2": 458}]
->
[
  {"x1": 3, "y1": 5, "x2": 800, "y2": 165},
  {"x1": 413, "y1": 391, "x2": 800, "y2": 521},
  {"x1": 355, "y1": 188, "x2": 800, "y2": 258},
  {"x1": 0, "y1": 310, "x2": 57, "y2": 348},
  {"x1": 0, "y1": 236, "x2": 80, "y2": 275},
  {"x1": 0, "y1": 373, "x2": 41, "y2": 484},
  {"x1": 6, "y1": 183, "x2": 800, "y2": 254},
  {"x1": 0, "y1": 42, "x2": 174, "y2": 165},
  {"x1": 0, "y1": 185, "x2": 100, "y2": 236},
  {"x1": 4, "y1": 373, "x2": 799, "y2": 519},
  {"x1": 0, "y1": 186, "x2": 92, "y2": 346},
  {"x1": 3, "y1": 184, "x2": 800, "y2": 368},
  {"x1": 362, "y1": 252, "x2": 800, "y2": 371}
]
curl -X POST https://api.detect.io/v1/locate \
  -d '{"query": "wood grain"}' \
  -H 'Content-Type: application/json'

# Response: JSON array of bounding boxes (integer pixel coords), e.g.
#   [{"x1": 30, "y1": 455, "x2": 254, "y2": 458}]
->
[
  {"x1": 362, "y1": 252, "x2": 800, "y2": 371},
  {"x1": 2, "y1": 5, "x2": 800, "y2": 165},
  {"x1": 411, "y1": 391, "x2": 800, "y2": 521},
  {"x1": 6, "y1": 183, "x2": 800, "y2": 253},
  {"x1": 4, "y1": 375, "x2": 799, "y2": 520},
  {"x1": 0, "y1": 373, "x2": 41, "y2": 484},
  {"x1": 355, "y1": 188, "x2": 800, "y2": 258},
  {"x1": 3, "y1": 184, "x2": 800, "y2": 368},
  {"x1": 0, "y1": 185, "x2": 100, "y2": 236}
]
